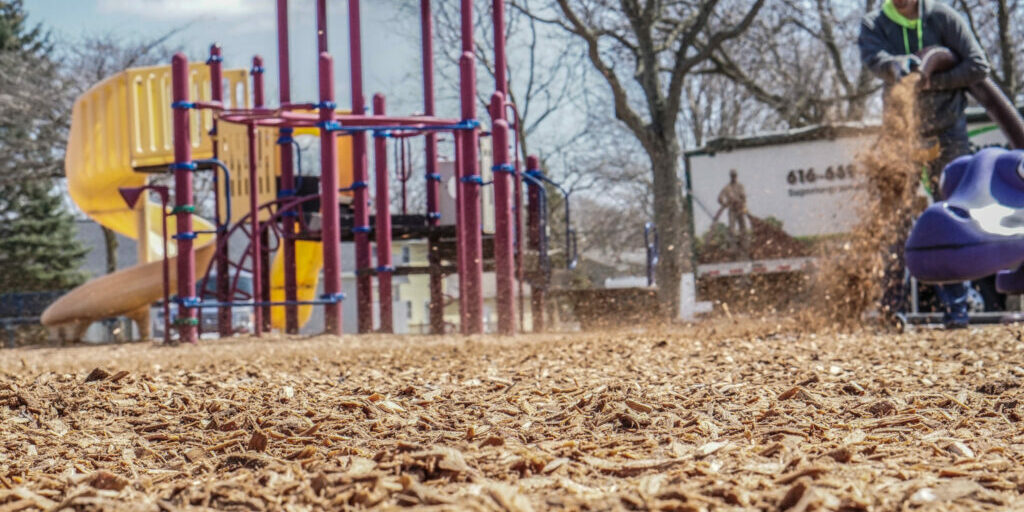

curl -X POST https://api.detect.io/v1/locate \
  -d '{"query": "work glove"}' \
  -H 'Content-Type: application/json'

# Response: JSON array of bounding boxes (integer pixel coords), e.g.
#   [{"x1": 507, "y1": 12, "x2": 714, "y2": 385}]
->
[{"x1": 888, "y1": 55, "x2": 921, "y2": 83}]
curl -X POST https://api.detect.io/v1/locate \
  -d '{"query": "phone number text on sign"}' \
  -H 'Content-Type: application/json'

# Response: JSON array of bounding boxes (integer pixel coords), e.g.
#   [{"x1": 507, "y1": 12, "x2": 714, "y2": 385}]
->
[{"x1": 786, "y1": 164, "x2": 856, "y2": 185}]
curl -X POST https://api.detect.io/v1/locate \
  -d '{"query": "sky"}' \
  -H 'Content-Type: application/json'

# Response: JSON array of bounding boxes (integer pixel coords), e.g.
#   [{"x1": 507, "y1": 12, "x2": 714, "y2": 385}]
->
[
  {"x1": 26, "y1": 0, "x2": 429, "y2": 115},
  {"x1": 25, "y1": 0, "x2": 605, "y2": 199}
]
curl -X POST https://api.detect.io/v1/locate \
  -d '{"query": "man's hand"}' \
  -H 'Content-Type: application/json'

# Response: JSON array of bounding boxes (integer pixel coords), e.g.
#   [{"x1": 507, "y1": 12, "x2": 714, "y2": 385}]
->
[{"x1": 888, "y1": 55, "x2": 922, "y2": 82}]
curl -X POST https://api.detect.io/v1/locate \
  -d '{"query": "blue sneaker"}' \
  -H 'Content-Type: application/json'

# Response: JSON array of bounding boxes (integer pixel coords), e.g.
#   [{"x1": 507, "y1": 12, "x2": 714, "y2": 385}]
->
[
  {"x1": 937, "y1": 283, "x2": 969, "y2": 329},
  {"x1": 942, "y1": 309, "x2": 969, "y2": 329}
]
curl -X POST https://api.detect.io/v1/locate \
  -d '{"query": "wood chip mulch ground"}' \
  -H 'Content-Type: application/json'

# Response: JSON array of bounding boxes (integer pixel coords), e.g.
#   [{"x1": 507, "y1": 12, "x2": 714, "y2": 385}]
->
[{"x1": 2, "y1": 320, "x2": 1023, "y2": 510}]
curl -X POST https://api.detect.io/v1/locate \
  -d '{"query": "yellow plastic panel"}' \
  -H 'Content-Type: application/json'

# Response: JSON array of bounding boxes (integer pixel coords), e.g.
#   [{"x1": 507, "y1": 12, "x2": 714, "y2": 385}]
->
[
  {"x1": 336, "y1": 134, "x2": 354, "y2": 197},
  {"x1": 287, "y1": 137, "x2": 354, "y2": 199},
  {"x1": 269, "y1": 240, "x2": 323, "y2": 329},
  {"x1": 124, "y1": 64, "x2": 248, "y2": 169},
  {"x1": 290, "y1": 110, "x2": 354, "y2": 197},
  {"x1": 218, "y1": 122, "x2": 280, "y2": 222}
]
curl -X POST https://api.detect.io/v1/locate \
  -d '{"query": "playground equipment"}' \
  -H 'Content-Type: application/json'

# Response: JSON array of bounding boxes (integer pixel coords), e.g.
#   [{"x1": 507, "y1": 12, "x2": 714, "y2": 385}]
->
[
  {"x1": 906, "y1": 147, "x2": 1024, "y2": 287},
  {"x1": 40, "y1": 63, "x2": 234, "y2": 340},
  {"x1": 43, "y1": 0, "x2": 571, "y2": 342}
]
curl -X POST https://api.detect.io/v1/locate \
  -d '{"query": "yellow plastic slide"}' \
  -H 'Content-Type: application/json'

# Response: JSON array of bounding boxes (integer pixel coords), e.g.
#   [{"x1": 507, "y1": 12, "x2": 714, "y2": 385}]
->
[
  {"x1": 43, "y1": 62, "x2": 352, "y2": 338},
  {"x1": 265, "y1": 125, "x2": 352, "y2": 329},
  {"x1": 269, "y1": 240, "x2": 324, "y2": 328},
  {"x1": 42, "y1": 64, "x2": 239, "y2": 339}
]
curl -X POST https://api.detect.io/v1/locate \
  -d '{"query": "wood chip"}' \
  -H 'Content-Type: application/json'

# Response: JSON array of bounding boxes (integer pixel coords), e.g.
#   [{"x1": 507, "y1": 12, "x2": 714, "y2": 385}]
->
[
  {"x1": 624, "y1": 399, "x2": 653, "y2": 414},
  {"x1": 697, "y1": 441, "x2": 729, "y2": 458},
  {"x1": 5, "y1": 320, "x2": 1024, "y2": 508},
  {"x1": 776, "y1": 466, "x2": 827, "y2": 485},
  {"x1": 82, "y1": 470, "x2": 129, "y2": 491},
  {"x1": 84, "y1": 368, "x2": 110, "y2": 383},
  {"x1": 778, "y1": 386, "x2": 802, "y2": 401},
  {"x1": 778, "y1": 480, "x2": 808, "y2": 510},
  {"x1": 945, "y1": 441, "x2": 974, "y2": 459},
  {"x1": 248, "y1": 430, "x2": 268, "y2": 452},
  {"x1": 825, "y1": 447, "x2": 852, "y2": 463},
  {"x1": 479, "y1": 436, "x2": 504, "y2": 448},
  {"x1": 107, "y1": 370, "x2": 130, "y2": 383}
]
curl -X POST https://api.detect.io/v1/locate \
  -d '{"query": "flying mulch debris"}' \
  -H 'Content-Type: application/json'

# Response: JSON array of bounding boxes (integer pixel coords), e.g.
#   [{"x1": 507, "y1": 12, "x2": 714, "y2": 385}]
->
[{"x1": 809, "y1": 73, "x2": 939, "y2": 328}]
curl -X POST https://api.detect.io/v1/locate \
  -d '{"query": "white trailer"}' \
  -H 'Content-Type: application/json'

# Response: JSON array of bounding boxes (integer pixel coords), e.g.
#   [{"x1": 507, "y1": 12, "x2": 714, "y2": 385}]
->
[{"x1": 684, "y1": 108, "x2": 1014, "y2": 278}]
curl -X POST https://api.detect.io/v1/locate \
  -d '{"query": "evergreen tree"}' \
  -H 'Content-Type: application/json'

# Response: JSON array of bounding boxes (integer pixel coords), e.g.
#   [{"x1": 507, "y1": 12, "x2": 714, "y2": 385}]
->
[
  {"x1": 0, "y1": 1, "x2": 87, "y2": 293},
  {"x1": 0, "y1": 184, "x2": 87, "y2": 292},
  {"x1": 0, "y1": 0, "x2": 49, "y2": 54}
]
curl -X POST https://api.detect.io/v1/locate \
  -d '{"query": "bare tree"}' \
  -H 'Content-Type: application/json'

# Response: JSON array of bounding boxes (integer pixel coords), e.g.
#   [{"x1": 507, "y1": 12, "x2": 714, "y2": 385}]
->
[
  {"x1": 419, "y1": 0, "x2": 589, "y2": 165},
  {"x1": 707, "y1": 0, "x2": 879, "y2": 128},
  {"x1": 62, "y1": 31, "x2": 183, "y2": 95},
  {"x1": 400, "y1": 1, "x2": 621, "y2": 281},
  {"x1": 955, "y1": 0, "x2": 1023, "y2": 101},
  {"x1": 680, "y1": 72, "x2": 770, "y2": 148},
  {"x1": 515, "y1": 0, "x2": 765, "y2": 314}
]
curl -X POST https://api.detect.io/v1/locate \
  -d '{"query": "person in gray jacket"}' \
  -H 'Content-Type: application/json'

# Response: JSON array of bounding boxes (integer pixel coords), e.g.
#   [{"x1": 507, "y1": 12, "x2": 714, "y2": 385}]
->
[{"x1": 858, "y1": 0, "x2": 990, "y2": 328}]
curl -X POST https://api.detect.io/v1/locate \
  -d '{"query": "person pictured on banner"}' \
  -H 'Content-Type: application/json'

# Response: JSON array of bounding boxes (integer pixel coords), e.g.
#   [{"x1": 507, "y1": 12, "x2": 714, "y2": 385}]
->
[{"x1": 716, "y1": 169, "x2": 748, "y2": 243}]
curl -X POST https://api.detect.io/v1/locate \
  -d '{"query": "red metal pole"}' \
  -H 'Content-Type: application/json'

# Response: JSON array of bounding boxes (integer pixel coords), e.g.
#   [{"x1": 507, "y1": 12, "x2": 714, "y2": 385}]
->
[
  {"x1": 319, "y1": 52, "x2": 343, "y2": 335},
  {"x1": 373, "y1": 94, "x2": 394, "y2": 333},
  {"x1": 252, "y1": 56, "x2": 265, "y2": 106},
  {"x1": 277, "y1": 0, "x2": 299, "y2": 333},
  {"x1": 454, "y1": 134, "x2": 467, "y2": 333},
  {"x1": 490, "y1": 93, "x2": 515, "y2": 335},
  {"x1": 246, "y1": 121, "x2": 262, "y2": 338},
  {"x1": 349, "y1": 0, "x2": 373, "y2": 333},
  {"x1": 277, "y1": 0, "x2": 291, "y2": 103},
  {"x1": 208, "y1": 44, "x2": 232, "y2": 338},
  {"x1": 458, "y1": 91, "x2": 483, "y2": 333},
  {"x1": 400, "y1": 138, "x2": 407, "y2": 216},
  {"x1": 493, "y1": 0, "x2": 508, "y2": 96},
  {"x1": 422, "y1": 0, "x2": 439, "y2": 227},
  {"x1": 161, "y1": 191, "x2": 170, "y2": 345},
  {"x1": 492, "y1": 0, "x2": 523, "y2": 330},
  {"x1": 459, "y1": 0, "x2": 484, "y2": 334},
  {"x1": 316, "y1": 0, "x2": 328, "y2": 53},
  {"x1": 526, "y1": 154, "x2": 544, "y2": 332},
  {"x1": 421, "y1": 0, "x2": 444, "y2": 334},
  {"x1": 492, "y1": 0, "x2": 518, "y2": 334},
  {"x1": 171, "y1": 54, "x2": 197, "y2": 343},
  {"x1": 252, "y1": 57, "x2": 271, "y2": 333},
  {"x1": 513, "y1": 116, "x2": 524, "y2": 331}
]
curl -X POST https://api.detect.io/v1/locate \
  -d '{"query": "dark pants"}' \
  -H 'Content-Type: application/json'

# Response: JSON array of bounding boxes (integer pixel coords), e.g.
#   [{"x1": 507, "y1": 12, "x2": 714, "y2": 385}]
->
[{"x1": 881, "y1": 118, "x2": 970, "y2": 319}]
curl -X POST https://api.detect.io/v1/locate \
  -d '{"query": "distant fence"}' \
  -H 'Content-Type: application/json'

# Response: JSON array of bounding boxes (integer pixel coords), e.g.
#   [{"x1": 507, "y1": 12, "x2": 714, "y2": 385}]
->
[{"x1": 0, "y1": 291, "x2": 66, "y2": 347}]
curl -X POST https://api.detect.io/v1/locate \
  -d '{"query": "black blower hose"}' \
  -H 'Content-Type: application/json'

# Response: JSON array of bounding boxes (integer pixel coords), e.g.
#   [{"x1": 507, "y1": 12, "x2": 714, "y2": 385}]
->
[{"x1": 917, "y1": 46, "x2": 1024, "y2": 149}]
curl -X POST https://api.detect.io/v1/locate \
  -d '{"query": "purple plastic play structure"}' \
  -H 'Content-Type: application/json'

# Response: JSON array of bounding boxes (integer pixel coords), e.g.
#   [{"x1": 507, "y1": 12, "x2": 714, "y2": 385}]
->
[
  {"x1": 907, "y1": 148, "x2": 1024, "y2": 294},
  {"x1": 905, "y1": 46, "x2": 1024, "y2": 295}
]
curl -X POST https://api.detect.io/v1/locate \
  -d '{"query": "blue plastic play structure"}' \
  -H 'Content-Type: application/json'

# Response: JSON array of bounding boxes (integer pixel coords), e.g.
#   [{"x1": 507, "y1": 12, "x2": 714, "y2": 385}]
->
[{"x1": 906, "y1": 147, "x2": 1024, "y2": 293}]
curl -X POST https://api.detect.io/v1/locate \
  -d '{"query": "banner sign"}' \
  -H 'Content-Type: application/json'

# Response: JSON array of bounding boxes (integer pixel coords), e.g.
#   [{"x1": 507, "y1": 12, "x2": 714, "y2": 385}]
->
[{"x1": 686, "y1": 116, "x2": 1011, "y2": 265}]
